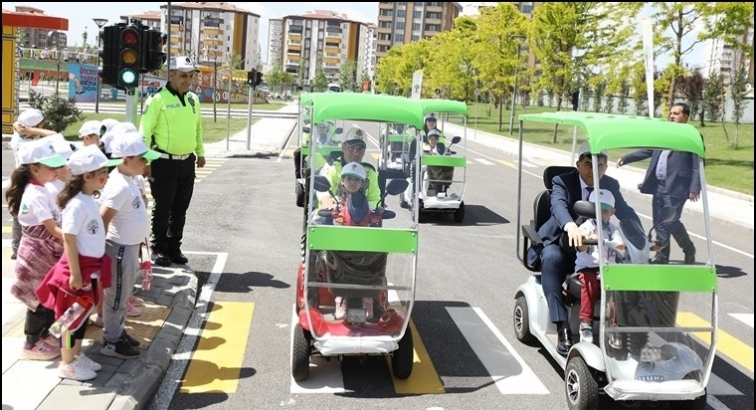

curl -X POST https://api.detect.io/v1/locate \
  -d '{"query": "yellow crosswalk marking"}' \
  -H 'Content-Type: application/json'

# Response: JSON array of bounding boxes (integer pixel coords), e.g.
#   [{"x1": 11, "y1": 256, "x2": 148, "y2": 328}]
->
[
  {"x1": 181, "y1": 302, "x2": 256, "y2": 393},
  {"x1": 388, "y1": 320, "x2": 445, "y2": 394},
  {"x1": 371, "y1": 152, "x2": 380, "y2": 159},
  {"x1": 2, "y1": 226, "x2": 10, "y2": 234},
  {"x1": 467, "y1": 160, "x2": 475, "y2": 165},
  {"x1": 677, "y1": 311, "x2": 754, "y2": 373},
  {"x1": 497, "y1": 159, "x2": 515, "y2": 168}
]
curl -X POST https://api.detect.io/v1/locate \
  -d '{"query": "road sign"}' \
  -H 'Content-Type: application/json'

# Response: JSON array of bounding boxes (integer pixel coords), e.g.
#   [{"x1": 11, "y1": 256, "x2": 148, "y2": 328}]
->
[{"x1": 474, "y1": 88, "x2": 480, "y2": 97}]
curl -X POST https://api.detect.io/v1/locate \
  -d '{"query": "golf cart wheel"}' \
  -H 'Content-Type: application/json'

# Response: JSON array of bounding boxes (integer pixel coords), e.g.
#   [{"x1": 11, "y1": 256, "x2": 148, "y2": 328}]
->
[
  {"x1": 565, "y1": 356, "x2": 600, "y2": 410},
  {"x1": 453, "y1": 201, "x2": 465, "y2": 223},
  {"x1": 513, "y1": 295, "x2": 536, "y2": 344},
  {"x1": 292, "y1": 326, "x2": 311, "y2": 381},
  {"x1": 391, "y1": 328, "x2": 414, "y2": 379}
]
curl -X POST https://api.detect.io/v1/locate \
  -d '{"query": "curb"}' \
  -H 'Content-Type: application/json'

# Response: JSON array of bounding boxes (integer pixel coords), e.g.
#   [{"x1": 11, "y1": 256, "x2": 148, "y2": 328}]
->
[{"x1": 107, "y1": 267, "x2": 198, "y2": 410}]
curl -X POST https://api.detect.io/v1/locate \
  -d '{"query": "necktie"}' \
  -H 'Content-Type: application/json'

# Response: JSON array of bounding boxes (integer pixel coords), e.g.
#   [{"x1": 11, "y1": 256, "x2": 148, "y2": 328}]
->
[{"x1": 585, "y1": 186, "x2": 594, "y2": 200}]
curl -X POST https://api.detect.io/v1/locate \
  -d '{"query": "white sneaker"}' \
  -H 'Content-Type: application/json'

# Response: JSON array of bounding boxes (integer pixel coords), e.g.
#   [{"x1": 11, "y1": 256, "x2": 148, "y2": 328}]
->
[
  {"x1": 90, "y1": 314, "x2": 103, "y2": 327},
  {"x1": 334, "y1": 297, "x2": 346, "y2": 320},
  {"x1": 580, "y1": 323, "x2": 594, "y2": 344},
  {"x1": 77, "y1": 353, "x2": 102, "y2": 372},
  {"x1": 58, "y1": 357, "x2": 97, "y2": 381},
  {"x1": 362, "y1": 297, "x2": 374, "y2": 320}
]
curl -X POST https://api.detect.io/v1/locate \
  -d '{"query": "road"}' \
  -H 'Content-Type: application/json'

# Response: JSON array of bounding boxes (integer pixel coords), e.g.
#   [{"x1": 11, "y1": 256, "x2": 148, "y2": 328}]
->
[
  {"x1": 16, "y1": 101, "x2": 294, "y2": 119},
  {"x1": 2, "y1": 124, "x2": 753, "y2": 410}
]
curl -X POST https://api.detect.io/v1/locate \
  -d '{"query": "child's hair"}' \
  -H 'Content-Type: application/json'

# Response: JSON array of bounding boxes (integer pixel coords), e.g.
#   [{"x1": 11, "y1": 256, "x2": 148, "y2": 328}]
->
[
  {"x1": 58, "y1": 173, "x2": 100, "y2": 209},
  {"x1": 5, "y1": 165, "x2": 32, "y2": 217}
]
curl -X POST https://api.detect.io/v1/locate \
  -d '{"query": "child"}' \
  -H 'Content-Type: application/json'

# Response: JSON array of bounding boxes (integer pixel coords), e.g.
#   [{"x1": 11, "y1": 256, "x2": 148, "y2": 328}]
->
[
  {"x1": 98, "y1": 131, "x2": 160, "y2": 359},
  {"x1": 10, "y1": 109, "x2": 56, "y2": 260},
  {"x1": 6, "y1": 137, "x2": 67, "y2": 360},
  {"x1": 36, "y1": 145, "x2": 122, "y2": 381},
  {"x1": 337, "y1": 161, "x2": 367, "y2": 200},
  {"x1": 78, "y1": 120, "x2": 103, "y2": 149},
  {"x1": 46, "y1": 134, "x2": 76, "y2": 197},
  {"x1": 574, "y1": 189, "x2": 625, "y2": 344}
]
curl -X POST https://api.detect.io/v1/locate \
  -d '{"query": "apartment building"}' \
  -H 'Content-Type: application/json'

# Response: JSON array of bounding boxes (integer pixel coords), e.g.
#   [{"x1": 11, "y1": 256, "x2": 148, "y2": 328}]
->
[
  {"x1": 375, "y1": 2, "x2": 463, "y2": 62},
  {"x1": 14, "y1": 5, "x2": 61, "y2": 49},
  {"x1": 159, "y1": 2, "x2": 260, "y2": 69},
  {"x1": 705, "y1": 23, "x2": 754, "y2": 85},
  {"x1": 268, "y1": 18, "x2": 284, "y2": 67},
  {"x1": 365, "y1": 24, "x2": 379, "y2": 80},
  {"x1": 281, "y1": 10, "x2": 368, "y2": 84},
  {"x1": 120, "y1": 11, "x2": 162, "y2": 30},
  {"x1": 459, "y1": 2, "x2": 535, "y2": 17}
]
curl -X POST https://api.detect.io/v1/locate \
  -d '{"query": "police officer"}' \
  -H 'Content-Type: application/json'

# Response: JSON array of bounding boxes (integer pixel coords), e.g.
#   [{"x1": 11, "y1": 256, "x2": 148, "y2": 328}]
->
[{"x1": 139, "y1": 56, "x2": 205, "y2": 267}]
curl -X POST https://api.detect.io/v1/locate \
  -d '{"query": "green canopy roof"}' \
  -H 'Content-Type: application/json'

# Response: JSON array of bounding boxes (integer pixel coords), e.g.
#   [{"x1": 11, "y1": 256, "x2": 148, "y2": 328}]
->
[
  {"x1": 519, "y1": 111, "x2": 705, "y2": 157},
  {"x1": 309, "y1": 93, "x2": 426, "y2": 128},
  {"x1": 419, "y1": 99, "x2": 468, "y2": 116}
]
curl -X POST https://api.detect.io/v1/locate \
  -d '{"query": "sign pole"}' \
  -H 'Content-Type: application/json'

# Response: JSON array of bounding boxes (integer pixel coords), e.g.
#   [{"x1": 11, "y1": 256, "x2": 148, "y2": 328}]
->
[
  {"x1": 246, "y1": 85, "x2": 253, "y2": 150},
  {"x1": 474, "y1": 88, "x2": 480, "y2": 141},
  {"x1": 226, "y1": 72, "x2": 231, "y2": 151},
  {"x1": 125, "y1": 88, "x2": 135, "y2": 124}
]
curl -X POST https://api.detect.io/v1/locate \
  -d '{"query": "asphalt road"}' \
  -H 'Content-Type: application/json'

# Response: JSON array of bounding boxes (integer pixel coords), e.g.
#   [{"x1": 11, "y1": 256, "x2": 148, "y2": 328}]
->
[{"x1": 2, "y1": 125, "x2": 753, "y2": 410}]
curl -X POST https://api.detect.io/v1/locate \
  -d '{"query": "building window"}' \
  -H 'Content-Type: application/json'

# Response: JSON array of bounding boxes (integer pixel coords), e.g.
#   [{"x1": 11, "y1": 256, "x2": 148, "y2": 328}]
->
[
  {"x1": 429, "y1": 2, "x2": 441, "y2": 6},
  {"x1": 380, "y1": 9, "x2": 394, "y2": 17},
  {"x1": 395, "y1": 33, "x2": 404, "y2": 43},
  {"x1": 397, "y1": 9, "x2": 405, "y2": 18},
  {"x1": 424, "y1": 24, "x2": 440, "y2": 32},
  {"x1": 521, "y1": 4, "x2": 533, "y2": 14},
  {"x1": 413, "y1": 10, "x2": 422, "y2": 19},
  {"x1": 412, "y1": 23, "x2": 421, "y2": 31},
  {"x1": 379, "y1": 21, "x2": 393, "y2": 29},
  {"x1": 427, "y1": 12, "x2": 442, "y2": 19},
  {"x1": 396, "y1": 22, "x2": 405, "y2": 30},
  {"x1": 411, "y1": 34, "x2": 420, "y2": 41}
]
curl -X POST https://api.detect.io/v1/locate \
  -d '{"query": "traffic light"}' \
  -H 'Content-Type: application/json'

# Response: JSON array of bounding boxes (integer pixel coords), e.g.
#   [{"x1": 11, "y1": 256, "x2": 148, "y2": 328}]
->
[
  {"x1": 255, "y1": 71, "x2": 263, "y2": 87},
  {"x1": 140, "y1": 29, "x2": 166, "y2": 73},
  {"x1": 247, "y1": 69, "x2": 256, "y2": 86},
  {"x1": 118, "y1": 26, "x2": 142, "y2": 88},
  {"x1": 99, "y1": 25, "x2": 120, "y2": 87}
]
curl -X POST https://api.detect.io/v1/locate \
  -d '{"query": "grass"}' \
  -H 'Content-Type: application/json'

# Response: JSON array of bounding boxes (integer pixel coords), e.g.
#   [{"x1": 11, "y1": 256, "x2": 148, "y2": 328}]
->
[
  {"x1": 60, "y1": 113, "x2": 256, "y2": 144},
  {"x1": 456, "y1": 102, "x2": 754, "y2": 195}
]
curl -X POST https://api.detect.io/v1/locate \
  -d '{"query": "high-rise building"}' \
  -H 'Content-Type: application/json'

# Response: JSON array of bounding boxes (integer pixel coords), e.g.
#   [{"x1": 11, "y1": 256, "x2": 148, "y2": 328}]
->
[
  {"x1": 120, "y1": 11, "x2": 162, "y2": 30},
  {"x1": 459, "y1": 2, "x2": 536, "y2": 17},
  {"x1": 705, "y1": 22, "x2": 754, "y2": 85},
  {"x1": 280, "y1": 10, "x2": 369, "y2": 84},
  {"x1": 365, "y1": 24, "x2": 379, "y2": 81},
  {"x1": 375, "y1": 2, "x2": 463, "y2": 63},
  {"x1": 159, "y1": 2, "x2": 261, "y2": 69},
  {"x1": 14, "y1": 5, "x2": 60, "y2": 50},
  {"x1": 268, "y1": 18, "x2": 284, "y2": 68}
]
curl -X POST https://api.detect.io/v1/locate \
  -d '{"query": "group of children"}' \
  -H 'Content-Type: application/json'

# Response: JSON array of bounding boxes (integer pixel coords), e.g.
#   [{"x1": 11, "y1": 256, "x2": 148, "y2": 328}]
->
[{"x1": 6, "y1": 109, "x2": 158, "y2": 381}]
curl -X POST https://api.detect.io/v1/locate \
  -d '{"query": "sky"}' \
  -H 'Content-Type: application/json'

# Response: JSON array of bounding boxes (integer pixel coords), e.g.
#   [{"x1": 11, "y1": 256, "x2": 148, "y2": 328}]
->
[{"x1": 5, "y1": 2, "x2": 710, "y2": 68}]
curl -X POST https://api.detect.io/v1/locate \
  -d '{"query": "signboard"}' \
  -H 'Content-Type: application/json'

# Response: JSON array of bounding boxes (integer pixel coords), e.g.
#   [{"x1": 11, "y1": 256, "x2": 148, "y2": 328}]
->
[
  {"x1": 411, "y1": 69, "x2": 424, "y2": 100},
  {"x1": 474, "y1": 88, "x2": 480, "y2": 97},
  {"x1": 67, "y1": 62, "x2": 99, "y2": 102}
]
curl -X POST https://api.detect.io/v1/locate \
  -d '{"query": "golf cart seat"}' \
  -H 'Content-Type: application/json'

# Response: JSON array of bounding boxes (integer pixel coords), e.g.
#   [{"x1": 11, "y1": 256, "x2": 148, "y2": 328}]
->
[{"x1": 521, "y1": 166, "x2": 575, "y2": 272}]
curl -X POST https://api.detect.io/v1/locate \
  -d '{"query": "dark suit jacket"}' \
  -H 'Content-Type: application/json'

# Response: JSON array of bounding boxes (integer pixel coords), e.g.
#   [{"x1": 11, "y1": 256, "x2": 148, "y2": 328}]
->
[
  {"x1": 621, "y1": 149, "x2": 701, "y2": 198},
  {"x1": 537, "y1": 169, "x2": 641, "y2": 247}
]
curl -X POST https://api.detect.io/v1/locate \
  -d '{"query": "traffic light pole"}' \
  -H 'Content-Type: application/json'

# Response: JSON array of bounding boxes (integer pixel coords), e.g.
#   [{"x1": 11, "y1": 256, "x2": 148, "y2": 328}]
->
[
  {"x1": 125, "y1": 88, "x2": 136, "y2": 125},
  {"x1": 246, "y1": 85, "x2": 254, "y2": 150}
]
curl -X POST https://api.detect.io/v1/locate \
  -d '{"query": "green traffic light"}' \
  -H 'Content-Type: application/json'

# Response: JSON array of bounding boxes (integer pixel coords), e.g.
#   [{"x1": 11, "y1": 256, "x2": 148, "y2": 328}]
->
[{"x1": 119, "y1": 68, "x2": 138, "y2": 87}]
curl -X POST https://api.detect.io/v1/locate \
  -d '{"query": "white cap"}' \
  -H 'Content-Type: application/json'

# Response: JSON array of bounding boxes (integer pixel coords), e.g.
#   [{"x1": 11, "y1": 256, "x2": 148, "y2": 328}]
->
[
  {"x1": 341, "y1": 162, "x2": 366, "y2": 180},
  {"x1": 100, "y1": 118, "x2": 120, "y2": 135},
  {"x1": 169, "y1": 56, "x2": 200, "y2": 73},
  {"x1": 18, "y1": 109, "x2": 45, "y2": 127},
  {"x1": 66, "y1": 145, "x2": 123, "y2": 176},
  {"x1": 101, "y1": 122, "x2": 138, "y2": 154},
  {"x1": 48, "y1": 133, "x2": 76, "y2": 160},
  {"x1": 589, "y1": 189, "x2": 615, "y2": 210},
  {"x1": 16, "y1": 136, "x2": 67, "y2": 167},
  {"x1": 111, "y1": 131, "x2": 161, "y2": 160},
  {"x1": 344, "y1": 130, "x2": 366, "y2": 146},
  {"x1": 425, "y1": 115, "x2": 437, "y2": 122},
  {"x1": 78, "y1": 120, "x2": 102, "y2": 138},
  {"x1": 427, "y1": 129, "x2": 440, "y2": 138},
  {"x1": 578, "y1": 141, "x2": 608, "y2": 158}
]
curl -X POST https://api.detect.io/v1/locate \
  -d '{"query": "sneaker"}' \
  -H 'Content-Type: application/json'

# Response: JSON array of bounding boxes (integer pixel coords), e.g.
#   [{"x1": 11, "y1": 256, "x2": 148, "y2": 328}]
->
[
  {"x1": 126, "y1": 303, "x2": 141, "y2": 317},
  {"x1": 90, "y1": 314, "x2": 103, "y2": 327},
  {"x1": 129, "y1": 296, "x2": 145, "y2": 307},
  {"x1": 580, "y1": 322, "x2": 594, "y2": 344},
  {"x1": 362, "y1": 297, "x2": 374, "y2": 320},
  {"x1": 21, "y1": 339, "x2": 60, "y2": 361},
  {"x1": 334, "y1": 297, "x2": 346, "y2": 320},
  {"x1": 77, "y1": 353, "x2": 102, "y2": 372},
  {"x1": 121, "y1": 330, "x2": 141, "y2": 347},
  {"x1": 608, "y1": 333, "x2": 623, "y2": 349},
  {"x1": 100, "y1": 338, "x2": 140, "y2": 359},
  {"x1": 41, "y1": 334, "x2": 60, "y2": 349},
  {"x1": 58, "y1": 357, "x2": 97, "y2": 381}
]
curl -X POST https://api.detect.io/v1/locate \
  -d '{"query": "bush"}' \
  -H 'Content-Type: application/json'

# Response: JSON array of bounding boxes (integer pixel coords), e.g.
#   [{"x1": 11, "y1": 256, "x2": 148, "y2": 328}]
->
[{"x1": 26, "y1": 90, "x2": 84, "y2": 132}]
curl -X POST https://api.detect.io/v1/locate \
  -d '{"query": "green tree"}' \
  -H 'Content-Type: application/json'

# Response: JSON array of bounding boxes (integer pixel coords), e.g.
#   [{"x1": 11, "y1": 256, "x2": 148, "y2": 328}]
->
[
  {"x1": 226, "y1": 53, "x2": 243, "y2": 69},
  {"x1": 426, "y1": 15, "x2": 479, "y2": 102},
  {"x1": 530, "y1": 2, "x2": 637, "y2": 142},
  {"x1": 256, "y1": 44, "x2": 263, "y2": 70},
  {"x1": 703, "y1": 73, "x2": 725, "y2": 124},
  {"x1": 297, "y1": 59, "x2": 306, "y2": 86},
  {"x1": 375, "y1": 40, "x2": 430, "y2": 97},
  {"x1": 338, "y1": 58, "x2": 358, "y2": 91},
  {"x1": 313, "y1": 67, "x2": 328, "y2": 91},
  {"x1": 729, "y1": 65, "x2": 749, "y2": 148},
  {"x1": 617, "y1": 79, "x2": 630, "y2": 114},
  {"x1": 631, "y1": 62, "x2": 648, "y2": 115},
  {"x1": 266, "y1": 60, "x2": 285, "y2": 92},
  {"x1": 679, "y1": 67, "x2": 705, "y2": 126},
  {"x1": 702, "y1": 3, "x2": 754, "y2": 63}
]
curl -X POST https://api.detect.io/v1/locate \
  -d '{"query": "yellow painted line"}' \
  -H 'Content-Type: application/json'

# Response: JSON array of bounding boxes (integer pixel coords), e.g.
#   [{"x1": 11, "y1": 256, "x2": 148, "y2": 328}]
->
[
  {"x1": 200, "y1": 165, "x2": 222, "y2": 170},
  {"x1": 467, "y1": 160, "x2": 475, "y2": 165},
  {"x1": 371, "y1": 152, "x2": 380, "y2": 159},
  {"x1": 181, "y1": 302, "x2": 256, "y2": 393},
  {"x1": 677, "y1": 311, "x2": 754, "y2": 373},
  {"x1": 2, "y1": 226, "x2": 10, "y2": 234},
  {"x1": 388, "y1": 320, "x2": 445, "y2": 394},
  {"x1": 195, "y1": 174, "x2": 208, "y2": 179},
  {"x1": 284, "y1": 148, "x2": 295, "y2": 156},
  {"x1": 497, "y1": 159, "x2": 515, "y2": 168}
]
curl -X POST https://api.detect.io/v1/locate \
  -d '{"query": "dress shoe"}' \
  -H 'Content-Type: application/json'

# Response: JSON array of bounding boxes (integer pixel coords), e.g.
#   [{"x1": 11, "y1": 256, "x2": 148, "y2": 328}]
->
[
  {"x1": 152, "y1": 251, "x2": 172, "y2": 267},
  {"x1": 683, "y1": 250, "x2": 696, "y2": 265},
  {"x1": 557, "y1": 327, "x2": 573, "y2": 356},
  {"x1": 168, "y1": 250, "x2": 189, "y2": 265},
  {"x1": 650, "y1": 255, "x2": 669, "y2": 264}
]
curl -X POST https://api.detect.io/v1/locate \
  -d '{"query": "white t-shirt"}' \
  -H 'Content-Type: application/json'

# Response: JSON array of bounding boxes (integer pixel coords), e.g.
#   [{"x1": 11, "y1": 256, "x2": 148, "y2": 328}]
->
[
  {"x1": 46, "y1": 179, "x2": 65, "y2": 198},
  {"x1": 575, "y1": 218, "x2": 623, "y2": 272},
  {"x1": 62, "y1": 192, "x2": 106, "y2": 258},
  {"x1": 100, "y1": 169, "x2": 150, "y2": 245},
  {"x1": 17, "y1": 183, "x2": 61, "y2": 227},
  {"x1": 10, "y1": 132, "x2": 36, "y2": 168}
]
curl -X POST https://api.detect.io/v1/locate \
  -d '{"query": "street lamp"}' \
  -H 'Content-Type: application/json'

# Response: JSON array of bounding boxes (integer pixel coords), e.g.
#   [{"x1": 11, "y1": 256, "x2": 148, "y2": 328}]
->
[
  {"x1": 508, "y1": 35, "x2": 526, "y2": 135},
  {"x1": 93, "y1": 18, "x2": 109, "y2": 113}
]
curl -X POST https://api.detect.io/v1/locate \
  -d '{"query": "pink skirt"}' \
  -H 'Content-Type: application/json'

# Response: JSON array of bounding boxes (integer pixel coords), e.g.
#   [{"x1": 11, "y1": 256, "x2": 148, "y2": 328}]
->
[{"x1": 11, "y1": 224, "x2": 63, "y2": 310}]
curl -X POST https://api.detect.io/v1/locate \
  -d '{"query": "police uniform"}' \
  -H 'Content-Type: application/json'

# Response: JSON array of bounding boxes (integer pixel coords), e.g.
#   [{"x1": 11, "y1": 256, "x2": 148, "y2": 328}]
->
[{"x1": 139, "y1": 56, "x2": 203, "y2": 266}]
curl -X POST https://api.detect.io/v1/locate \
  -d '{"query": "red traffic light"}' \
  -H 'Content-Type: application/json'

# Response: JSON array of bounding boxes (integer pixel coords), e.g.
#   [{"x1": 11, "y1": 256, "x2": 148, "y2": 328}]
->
[{"x1": 122, "y1": 29, "x2": 139, "y2": 45}]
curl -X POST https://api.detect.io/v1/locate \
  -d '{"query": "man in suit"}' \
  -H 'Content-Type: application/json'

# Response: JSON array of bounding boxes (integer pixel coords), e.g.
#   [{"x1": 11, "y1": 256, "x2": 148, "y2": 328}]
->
[
  {"x1": 617, "y1": 102, "x2": 700, "y2": 264},
  {"x1": 538, "y1": 143, "x2": 641, "y2": 356}
]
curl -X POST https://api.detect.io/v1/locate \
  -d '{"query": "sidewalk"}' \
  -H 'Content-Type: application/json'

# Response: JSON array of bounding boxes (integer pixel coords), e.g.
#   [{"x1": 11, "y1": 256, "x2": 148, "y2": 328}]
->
[
  {"x1": 1, "y1": 242, "x2": 198, "y2": 410},
  {"x1": 442, "y1": 122, "x2": 755, "y2": 232},
  {"x1": 203, "y1": 102, "x2": 299, "y2": 158}
]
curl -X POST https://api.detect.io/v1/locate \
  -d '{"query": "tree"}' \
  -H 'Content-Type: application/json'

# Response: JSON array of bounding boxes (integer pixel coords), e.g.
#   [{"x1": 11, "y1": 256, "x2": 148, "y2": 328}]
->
[
  {"x1": 729, "y1": 65, "x2": 749, "y2": 148},
  {"x1": 631, "y1": 62, "x2": 648, "y2": 115},
  {"x1": 617, "y1": 79, "x2": 630, "y2": 114},
  {"x1": 338, "y1": 58, "x2": 358, "y2": 91},
  {"x1": 679, "y1": 67, "x2": 705, "y2": 126},
  {"x1": 312, "y1": 67, "x2": 328, "y2": 91},
  {"x1": 81, "y1": 28, "x2": 88, "y2": 49},
  {"x1": 703, "y1": 73, "x2": 725, "y2": 124},
  {"x1": 226, "y1": 53, "x2": 243, "y2": 70},
  {"x1": 604, "y1": 86, "x2": 615, "y2": 114},
  {"x1": 702, "y1": 3, "x2": 754, "y2": 64},
  {"x1": 426, "y1": 16, "x2": 480, "y2": 102},
  {"x1": 592, "y1": 80, "x2": 606, "y2": 112},
  {"x1": 530, "y1": 2, "x2": 637, "y2": 142},
  {"x1": 374, "y1": 40, "x2": 430, "y2": 96},
  {"x1": 256, "y1": 44, "x2": 263, "y2": 70},
  {"x1": 267, "y1": 60, "x2": 285, "y2": 92},
  {"x1": 297, "y1": 59, "x2": 306, "y2": 86}
]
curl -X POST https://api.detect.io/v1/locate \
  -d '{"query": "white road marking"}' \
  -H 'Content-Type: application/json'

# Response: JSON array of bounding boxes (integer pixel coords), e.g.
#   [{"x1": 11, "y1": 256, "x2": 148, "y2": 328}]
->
[
  {"x1": 147, "y1": 252, "x2": 229, "y2": 410},
  {"x1": 290, "y1": 306, "x2": 346, "y2": 393},
  {"x1": 475, "y1": 158, "x2": 495, "y2": 166},
  {"x1": 707, "y1": 395, "x2": 733, "y2": 410},
  {"x1": 729, "y1": 313, "x2": 754, "y2": 328}
]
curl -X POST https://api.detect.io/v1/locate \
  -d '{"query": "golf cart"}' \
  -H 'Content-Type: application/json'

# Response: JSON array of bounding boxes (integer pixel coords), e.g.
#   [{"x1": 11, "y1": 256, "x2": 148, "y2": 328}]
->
[
  {"x1": 293, "y1": 92, "x2": 425, "y2": 382},
  {"x1": 402, "y1": 99, "x2": 468, "y2": 223},
  {"x1": 378, "y1": 123, "x2": 416, "y2": 179},
  {"x1": 513, "y1": 111, "x2": 716, "y2": 410}
]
